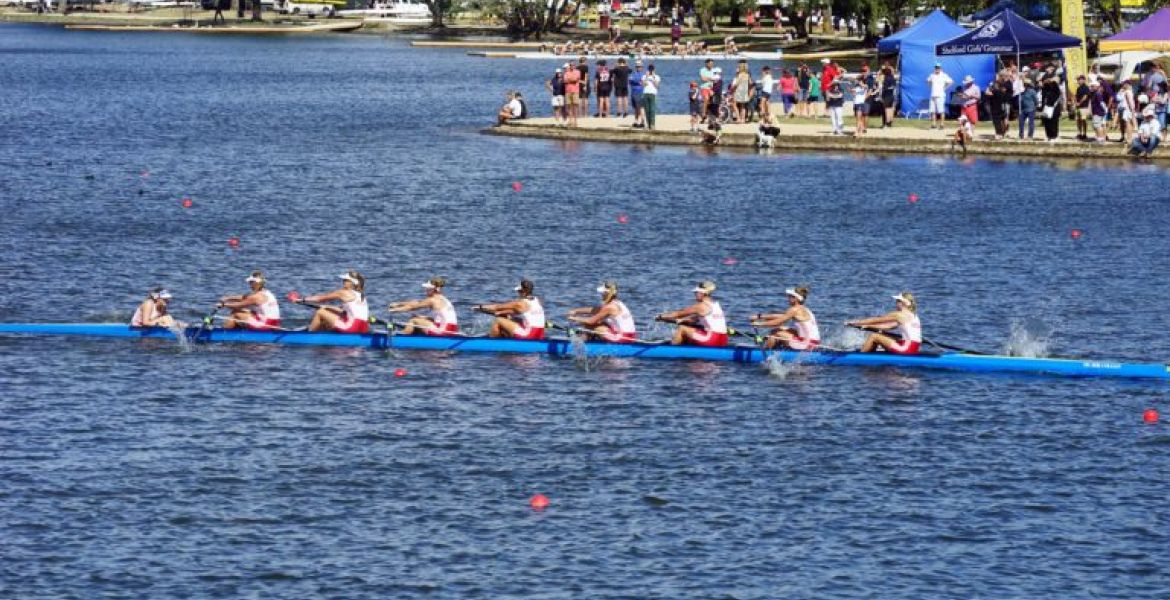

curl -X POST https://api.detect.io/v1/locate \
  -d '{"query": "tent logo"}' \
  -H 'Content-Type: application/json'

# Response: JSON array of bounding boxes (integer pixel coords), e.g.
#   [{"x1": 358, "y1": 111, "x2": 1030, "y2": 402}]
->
[{"x1": 972, "y1": 19, "x2": 1004, "y2": 40}]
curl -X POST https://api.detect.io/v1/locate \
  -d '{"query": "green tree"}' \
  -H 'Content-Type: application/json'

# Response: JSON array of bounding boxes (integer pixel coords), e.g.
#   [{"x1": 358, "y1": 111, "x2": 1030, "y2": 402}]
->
[{"x1": 423, "y1": 0, "x2": 458, "y2": 28}]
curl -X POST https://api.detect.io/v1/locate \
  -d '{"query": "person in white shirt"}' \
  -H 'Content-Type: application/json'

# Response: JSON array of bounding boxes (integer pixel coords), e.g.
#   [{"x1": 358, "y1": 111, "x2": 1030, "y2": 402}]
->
[
  {"x1": 925, "y1": 63, "x2": 953, "y2": 129},
  {"x1": 758, "y1": 65, "x2": 775, "y2": 120},
  {"x1": 641, "y1": 64, "x2": 661, "y2": 130},
  {"x1": 1131, "y1": 108, "x2": 1161, "y2": 157},
  {"x1": 497, "y1": 92, "x2": 522, "y2": 125}
]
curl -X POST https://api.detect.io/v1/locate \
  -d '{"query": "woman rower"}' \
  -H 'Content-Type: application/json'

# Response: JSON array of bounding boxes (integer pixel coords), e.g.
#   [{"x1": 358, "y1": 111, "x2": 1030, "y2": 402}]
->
[
  {"x1": 656, "y1": 281, "x2": 728, "y2": 346},
  {"x1": 846, "y1": 292, "x2": 922, "y2": 354},
  {"x1": 301, "y1": 270, "x2": 370, "y2": 334},
  {"x1": 218, "y1": 270, "x2": 281, "y2": 330},
  {"x1": 477, "y1": 278, "x2": 545, "y2": 340},
  {"x1": 749, "y1": 285, "x2": 820, "y2": 350},
  {"x1": 131, "y1": 288, "x2": 177, "y2": 328},
  {"x1": 387, "y1": 276, "x2": 459, "y2": 336},
  {"x1": 567, "y1": 281, "x2": 637, "y2": 342}
]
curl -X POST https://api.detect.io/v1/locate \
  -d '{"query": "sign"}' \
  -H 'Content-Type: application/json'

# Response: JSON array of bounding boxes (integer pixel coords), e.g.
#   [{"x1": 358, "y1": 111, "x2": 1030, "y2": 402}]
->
[{"x1": 1061, "y1": 0, "x2": 1088, "y2": 94}]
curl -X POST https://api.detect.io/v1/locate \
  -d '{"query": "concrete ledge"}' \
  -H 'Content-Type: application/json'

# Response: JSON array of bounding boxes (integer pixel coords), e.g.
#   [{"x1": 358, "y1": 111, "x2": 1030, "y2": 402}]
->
[{"x1": 489, "y1": 115, "x2": 1167, "y2": 162}]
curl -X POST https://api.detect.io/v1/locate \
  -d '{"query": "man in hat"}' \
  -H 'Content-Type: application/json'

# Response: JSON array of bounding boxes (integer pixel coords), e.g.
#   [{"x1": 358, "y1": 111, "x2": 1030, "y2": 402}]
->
[
  {"x1": 546, "y1": 67, "x2": 566, "y2": 125},
  {"x1": 959, "y1": 75, "x2": 981, "y2": 125},
  {"x1": 1089, "y1": 79, "x2": 1108, "y2": 142},
  {"x1": 563, "y1": 61, "x2": 581, "y2": 128},
  {"x1": 926, "y1": 62, "x2": 953, "y2": 129},
  {"x1": 1131, "y1": 107, "x2": 1161, "y2": 157},
  {"x1": 1074, "y1": 74, "x2": 1091, "y2": 140}
]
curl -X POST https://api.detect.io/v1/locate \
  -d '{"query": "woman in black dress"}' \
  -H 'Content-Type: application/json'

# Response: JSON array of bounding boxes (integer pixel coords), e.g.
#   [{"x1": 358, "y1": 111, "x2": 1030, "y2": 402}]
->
[{"x1": 1040, "y1": 75, "x2": 1064, "y2": 142}]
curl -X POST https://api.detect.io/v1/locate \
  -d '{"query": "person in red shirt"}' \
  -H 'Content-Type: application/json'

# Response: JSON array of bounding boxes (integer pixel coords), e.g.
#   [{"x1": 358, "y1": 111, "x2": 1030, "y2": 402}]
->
[
  {"x1": 562, "y1": 62, "x2": 581, "y2": 128},
  {"x1": 819, "y1": 58, "x2": 840, "y2": 115}
]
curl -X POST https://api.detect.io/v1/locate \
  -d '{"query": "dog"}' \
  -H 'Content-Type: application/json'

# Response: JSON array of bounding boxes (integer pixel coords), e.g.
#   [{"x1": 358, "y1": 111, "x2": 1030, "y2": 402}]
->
[{"x1": 756, "y1": 123, "x2": 780, "y2": 148}]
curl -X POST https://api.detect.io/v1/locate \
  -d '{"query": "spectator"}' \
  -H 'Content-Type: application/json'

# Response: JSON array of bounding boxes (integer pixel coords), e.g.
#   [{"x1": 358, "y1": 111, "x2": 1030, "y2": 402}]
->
[
  {"x1": 612, "y1": 58, "x2": 631, "y2": 119},
  {"x1": 879, "y1": 64, "x2": 897, "y2": 127},
  {"x1": 959, "y1": 75, "x2": 981, "y2": 124},
  {"x1": 852, "y1": 76, "x2": 870, "y2": 136},
  {"x1": 708, "y1": 63, "x2": 724, "y2": 123},
  {"x1": 808, "y1": 70, "x2": 823, "y2": 118},
  {"x1": 670, "y1": 20, "x2": 682, "y2": 46},
  {"x1": 546, "y1": 68, "x2": 566, "y2": 125},
  {"x1": 825, "y1": 80, "x2": 845, "y2": 134},
  {"x1": 778, "y1": 68, "x2": 797, "y2": 117},
  {"x1": 1074, "y1": 74, "x2": 1091, "y2": 140},
  {"x1": 1018, "y1": 79, "x2": 1038, "y2": 141},
  {"x1": 1040, "y1": 74, "x2": 1063, "y2": 143},
  {"x1": 1089, "y1": 80, "x2": 1107, "y2": 142},
  {"x1": 954, "y1": 114, "x2": 974, "y2": 152},
  {"x1": 1116, "y1": 81, "x2": 1137, "y2": 145},
  {"x1": 986, "y1": 77, "x2": 1010, "y2": 139},
  {"x1": 699, "y1": 58, "x2": 717, "y2": 121},
  {"x1": 630, "y1": 60, "x2": 646, "y2": 128},
  {"x1": 1152, "y1": 81, "x2": 1168, "y2": 132},
  {"x1": 514, "y1": 92, "x2": 528, "y2": 119},
  {"x1": 497, "y1": 91, "x2": 522, "y2": 125},
  {"x1": 732, "y1": 62, "x2": 753, "y2": 123},
  {"x1": 1130, "y1": 108, "x2": 1161, "y2": 157},
  {"x1": 688, "y1": 81, "x2": 703, "y2": 132},
  {"x1": 575, "y1": 56, "x2": 590, "y2": 119},
  {"x1": 758, "y1": 65, "x2": 774, "y2": 120},
  {"x1": 642, "y1": 64, "x2": 660, "y2": 130},
  {"x1": 796, "y1": 64, "x2": 811, "y2": 117},
  {"x1": 563, "y1": 63, "x2": 581, "y2": 128},
  {"x1": 926, "y1": 62, "x2": 953, "y2": 129},
  {"x1": 594, "y1": 60, "x2": 612, "y2": 118}
]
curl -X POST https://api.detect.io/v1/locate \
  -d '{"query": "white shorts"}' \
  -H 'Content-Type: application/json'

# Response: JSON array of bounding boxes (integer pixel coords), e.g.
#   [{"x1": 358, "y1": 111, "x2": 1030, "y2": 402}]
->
[
  {"x1": 929, "y1": 96, "x2": 946, "y2": 115},
  {"x1": 552, "y1": 95, "x2": 565, "y2": 108}
]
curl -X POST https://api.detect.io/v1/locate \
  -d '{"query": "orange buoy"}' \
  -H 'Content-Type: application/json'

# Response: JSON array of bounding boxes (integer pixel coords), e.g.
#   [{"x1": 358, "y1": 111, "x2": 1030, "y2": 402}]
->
[
  {"x1": 394, "y1": 368, "x2": 407, "y2": 378},
  {"x1": 1143, "y1": 409, "x2": 1159, "y2": 424},
  {"x1": 1070, "y1": 229, "x2": 1083, "y2": 240},
  {"x1": 529, "y1": 493, "x2": 549, "y2": 510}
]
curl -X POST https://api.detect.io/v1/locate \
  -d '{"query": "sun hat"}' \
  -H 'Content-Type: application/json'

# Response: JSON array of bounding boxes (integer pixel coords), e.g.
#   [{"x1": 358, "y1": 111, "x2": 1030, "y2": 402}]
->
[{"x1": 691, "y1": 281, "x2": 717, "y2": 294}]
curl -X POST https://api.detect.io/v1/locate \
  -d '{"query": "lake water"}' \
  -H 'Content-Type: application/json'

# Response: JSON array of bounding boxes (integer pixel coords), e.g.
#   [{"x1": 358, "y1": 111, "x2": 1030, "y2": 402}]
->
[{"x1": 2, "y1": 23, "x2": 1169, "y2": 599}]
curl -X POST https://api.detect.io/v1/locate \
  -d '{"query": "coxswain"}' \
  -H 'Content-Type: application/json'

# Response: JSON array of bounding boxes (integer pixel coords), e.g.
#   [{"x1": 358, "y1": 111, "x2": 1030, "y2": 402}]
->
[
  {"x1": 656, "y1": 281, "x2": 728, "y2": 346},
  {"x1": 302, "y1": 270, "x2": 370, "y2": 334},
  {"x1": 847, "y1": 292, "x2": 922, "y2": 354},
  {"x1": 218, "y1": 270, "x2": 281, "y2": 330},
  {"x1": 567, "y1": 281, "x2": 637, "y2": 342},
  {"x1": 131, "y1": 288, "x2": 177, "y2": 328},
  {"x1": 387, "y1": 276, "x2": 459, "y2": 336},
  {"x1": 477, "y1": 278, "x2": 545, "y2": 340},
  {"x1": 749, "y1": 286, "x2": 820, "y2": 350}
]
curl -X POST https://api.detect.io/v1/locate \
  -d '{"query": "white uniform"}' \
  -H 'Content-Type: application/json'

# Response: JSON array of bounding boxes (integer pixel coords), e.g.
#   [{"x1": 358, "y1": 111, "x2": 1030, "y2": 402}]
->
[
  {"x1": 787, "y1": 309, "x2": 820, "y2": 350},
  {"x1": 514, "y1": 297, "x2": 545, "y2": 339},
  {"x1": 250, "y1": 290, "x2": 281, "y2": 321},
  {"x1": 341, "y1": 291, "x2": 369, "y2": 322},
  {"x1": 698, "y1": 300, "x2": 727, "y2": 334},
  {"x1": 600, "y1": 299, "x2": 636, "y2": 342},
  {"x1": 428, "y1": 295, "x2": 459, "y2": 334}
]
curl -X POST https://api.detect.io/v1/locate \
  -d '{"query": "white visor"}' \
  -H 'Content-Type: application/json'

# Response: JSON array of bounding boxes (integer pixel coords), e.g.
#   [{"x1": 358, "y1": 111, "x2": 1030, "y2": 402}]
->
[
  {"x1": 513, "y1": 285, "x2": 523, "y2": 292},
  {"x1": 421, "y1": 281, "x2": 436, "y2": 290},
  {"x1": 155, "y1": 290, "x2": 172, "y2": 300},
  {"x1": 892, "y1": 294, "x2": 911, "y2": 304},
  {"x1": 340, "y1": 273, "x2": 359, "y2": 285},
  {"x1": 785, "y1": 288, "x2": 804, "y2": 302},
  {"x1": 596, "y1": 285, "x2": 611, "y2": 294},
  {"x1": 246, "y1": 275, "x2": 264, "y2": 283}
]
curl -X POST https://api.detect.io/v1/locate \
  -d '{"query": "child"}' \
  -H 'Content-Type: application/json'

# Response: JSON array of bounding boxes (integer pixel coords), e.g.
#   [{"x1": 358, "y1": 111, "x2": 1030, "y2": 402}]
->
[
  {"x1": 954, "y1": 114, "x2": 973, "y2": 152},
  {"x1": 688, "y1": 81, "x2": 703, "y2": 132}
]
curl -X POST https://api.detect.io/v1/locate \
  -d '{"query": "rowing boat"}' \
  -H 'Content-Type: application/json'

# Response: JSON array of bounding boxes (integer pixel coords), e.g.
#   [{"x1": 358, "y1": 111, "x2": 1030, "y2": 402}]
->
[
  {"x1": 470, "y1": 51, "x2": 786, "y2": 61},
  {"x1": 2, "y1": 323, "x2": 1168, "y2": 380}
]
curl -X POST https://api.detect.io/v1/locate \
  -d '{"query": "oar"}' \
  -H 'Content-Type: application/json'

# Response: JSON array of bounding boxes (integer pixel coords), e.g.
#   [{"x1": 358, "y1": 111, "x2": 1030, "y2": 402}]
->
[
  {"x1": 286, "y1": 291, "x2": 328, "y2": 311},
  {"x1": 848, "y1": 325, "x2": 989, "y2": 355},
  {"x1": 200, "y1": 306, "x2": 220, "y2": 332},
  {"x1": 727, "y1": 325, "x2": 766, "y2": 345}
]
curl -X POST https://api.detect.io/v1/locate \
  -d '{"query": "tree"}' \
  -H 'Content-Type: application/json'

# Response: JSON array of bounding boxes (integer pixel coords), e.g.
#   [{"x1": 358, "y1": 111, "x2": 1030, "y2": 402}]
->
[
  {"x1": 251, "y1": 0, "x2": 262, "y2": 21},
  {"x1": 423, "y1": 0, "x2": 458, "y2": 28},
  {"x1": 485, "y1": 0, "x2": 578, "y2": 38}
]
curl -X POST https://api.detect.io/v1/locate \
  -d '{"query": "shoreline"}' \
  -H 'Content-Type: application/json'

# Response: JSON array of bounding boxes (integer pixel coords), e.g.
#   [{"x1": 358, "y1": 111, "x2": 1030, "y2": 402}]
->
[{"x1": 490, "y1": 115, "x2": 1168, "y2": 163}]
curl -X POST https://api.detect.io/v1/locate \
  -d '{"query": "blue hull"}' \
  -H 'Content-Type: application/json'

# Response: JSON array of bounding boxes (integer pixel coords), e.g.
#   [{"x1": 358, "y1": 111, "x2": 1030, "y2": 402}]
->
[{"x1": 1, "y1": 323, "x2": 1168, "y2": 380}]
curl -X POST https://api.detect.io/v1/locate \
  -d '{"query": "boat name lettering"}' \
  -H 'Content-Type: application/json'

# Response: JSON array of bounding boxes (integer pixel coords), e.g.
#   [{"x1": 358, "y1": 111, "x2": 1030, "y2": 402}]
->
[{"x1": 1082, "y1": 361, "x2": 1122, "y2": 369}]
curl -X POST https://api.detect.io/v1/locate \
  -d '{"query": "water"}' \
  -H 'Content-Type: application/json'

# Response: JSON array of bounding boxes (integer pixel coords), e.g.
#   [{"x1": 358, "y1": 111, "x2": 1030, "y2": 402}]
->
[{"x1": 2, "y1": 24, "x2": 1169, "y2": 598}]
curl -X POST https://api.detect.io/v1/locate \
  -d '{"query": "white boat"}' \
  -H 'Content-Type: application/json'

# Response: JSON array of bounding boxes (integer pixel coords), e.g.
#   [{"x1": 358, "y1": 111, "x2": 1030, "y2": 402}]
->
[{"x1": 338, "y1": 0, "x2": 431, "y2": 23}]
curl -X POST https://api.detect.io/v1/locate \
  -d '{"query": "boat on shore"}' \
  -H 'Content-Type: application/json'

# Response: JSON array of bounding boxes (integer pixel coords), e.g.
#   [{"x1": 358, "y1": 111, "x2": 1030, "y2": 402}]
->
[{"x1": 2, "y1": 323, "x2": 1168, "y2": 381}]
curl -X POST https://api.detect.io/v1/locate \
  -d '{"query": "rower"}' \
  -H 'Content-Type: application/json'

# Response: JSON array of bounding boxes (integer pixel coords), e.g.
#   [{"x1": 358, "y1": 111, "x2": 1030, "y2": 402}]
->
[
  {"x1": 387, "y1": 276, "x2": 459, "y2": 336},
  {"x1": 217, "y1": 270, "x2": 281, "y2": 330},
  {"x1": 301, "y1": 270, "x2": 370, "y2": 334},
  {"x1": 131, "y1": 288, "x2": 177, "y2": 328},
  {"x1": 656, "y1": 281, "x2": 728, "y2": 346},
  {"x1": 477, "y1": 278, "x2": 545, "y2": 340},
  {"x1": 749, "y1": 286, "x2": 820, "y2": 350},
  {"x1": 567, "y1": 281, "x2": 637, "y2": 342},
  {"x1": 847, "y1": 292, "x2": 922, "y2": 354}
]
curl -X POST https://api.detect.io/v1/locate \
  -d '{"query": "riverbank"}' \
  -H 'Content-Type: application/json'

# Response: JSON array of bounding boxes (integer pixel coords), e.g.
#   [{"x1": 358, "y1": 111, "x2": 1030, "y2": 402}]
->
[{"x1": 491, "y1": 114, "x2": 1167, "y2": 162}]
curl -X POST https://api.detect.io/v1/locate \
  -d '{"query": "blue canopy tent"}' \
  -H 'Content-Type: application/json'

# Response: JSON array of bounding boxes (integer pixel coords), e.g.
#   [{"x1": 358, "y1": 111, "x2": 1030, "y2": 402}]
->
[
  {"x1": 877, "y1": 10, "x2": 996, "y2": 118},
  {"x1": 935, "y1": 9, "x2": 1081, "y2": 57}
]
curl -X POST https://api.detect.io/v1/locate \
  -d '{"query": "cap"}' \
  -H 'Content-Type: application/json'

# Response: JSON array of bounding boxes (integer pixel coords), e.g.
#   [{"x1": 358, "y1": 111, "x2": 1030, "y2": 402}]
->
[
  {"x1": 959, "y1": 114, "x2": 969, "y2": 122},
  {"x1": 962, "y1": 75, "x2": 974, "y2": 84},
  {"x1": 892, "y1": 293, "x2": 912, "y2": 305},
  {"x1": 422, "y1": 276, "x2": 446, "y2": 290},
  {"x1": 820, "y1": 57, "x2": 830, "y2": 64},
  {"x1": 934, "y1": 62, "x2": 942, "y2": 68},
  {"x1": 596, "y1": 281, "x2": 618, "y2": 294},
  {"x1": 691, "y1": 281, "x2": 717, "y2": 294},
  {"x1": 339, "y1": 272, "x2": 360, "y2": 285},
  {"x1": 245, "y1": 272, "x2": 265, "y2": 284},
  {"x1": 635, "y1": 59, "x2": 643, "y2": 66},
  {"x1": 514, "y1": 278, "x2": 534, "y2": 294},
  {"x1": 556, "y1": 68, "x2": 563, "y2": 73},
  {"x1": 151, "y1": 288, "x2": 173, "y2": 300},
  {"x1": 785, "y1": 288, "x2": 805, "y2": 302},
  {"x1": 1144, "y1": 107, "x2": 1156, "y2": 117},
  {"x1": 562, "y1": 62, "x2": 571, "y2": 69},
  {"x1": 689, "y1": 81, "x2": 698, "y2": 88}
]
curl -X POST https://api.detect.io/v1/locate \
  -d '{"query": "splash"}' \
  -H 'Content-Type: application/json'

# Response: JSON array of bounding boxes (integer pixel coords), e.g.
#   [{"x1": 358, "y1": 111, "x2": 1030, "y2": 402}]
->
[
  {"x1": 827, "y1": 327, "x2": 867, "y2": 351},
  {"x1": 1002, "y1": 319, "x2": 1053, "y2": 358},
  {"x1": 763, "y1": 354, "x2": 801, "y2": 379},
  {"x1": 167, "y1": 321, "x2": 193, "y2": 353}
]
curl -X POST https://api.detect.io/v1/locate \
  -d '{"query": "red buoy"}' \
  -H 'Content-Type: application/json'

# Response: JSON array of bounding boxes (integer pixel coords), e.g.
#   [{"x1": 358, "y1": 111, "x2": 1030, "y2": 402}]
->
[
  {"x1": 721, "y1": 257, "x2": 739, "y2": 266},
  {"x1": 181, "y1": 197, "x2": 193, "y2": 209},
  {"x1": 394, "y1": 368, "x2": 407, "y2": 378},
  {"x1": 908, "y1": 193, "x2": 920, "y2": 203},
  {"x1": 529, "y1": 494, "x2": 549, "y2": 510},
  {"x1": 617, "y1": 213, "x2": 629, "y2": 224},
  {"x1": 227, "y1": 236, "x2": 240, "y2": 248},
  {"x1": 1070, "y1": 229, "x2": 1083, "y2": 240},
  {"x1": 511, "y1": 181, "x2": 522, "y2": 192},
  {"x1": 1143, "y1": 409, "x2": 1159, "y2": 424}
]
